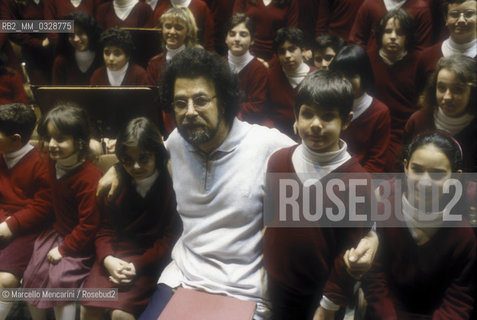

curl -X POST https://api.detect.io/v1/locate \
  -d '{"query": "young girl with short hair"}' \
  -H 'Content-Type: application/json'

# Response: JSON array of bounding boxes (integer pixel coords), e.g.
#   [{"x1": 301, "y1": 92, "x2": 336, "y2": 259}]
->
[
  {"x1": 80, "y1": 117, "x2": 181, "y2": 320},
  {"x1": 22, "y1": 104, "x2": 103, "y2": 320}
]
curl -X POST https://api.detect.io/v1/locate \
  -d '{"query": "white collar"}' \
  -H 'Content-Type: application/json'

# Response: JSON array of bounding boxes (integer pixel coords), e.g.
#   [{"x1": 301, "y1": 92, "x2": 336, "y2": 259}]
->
[
  {"x1": 70, "y1": 0, "x2": 81, "y2": 8},
  {"x1": 263, "y1": 0, "x2": 272, "y2": 6},
  {"x1": 148, "y1": 0, "x2": 159, "y2": 10},
  {"x1": 379, "y1": 48, "x2": 407, "y2": 66},
  {"x1": 113, "y1": 0, "x2": 139, "y2": 20},
  {"x1": 166, "y1": 45, "x2": 186, "y2": 62},
  {"x1": 383, "y1": 0, "x2": 406, "y2": 11},
  {"x1": 283, "y1": 62, "x2": 310, "y2": 88},
  {"x1": 2, "y1": 143, "x2": 34, "y2": 169},
  {"x1": 171, "y1": 0, "x2": 191, "y2": 7},
  {"x1": 55, "y1": 153, "x2": 84, "y2": 179},
  {"x1": 434, "y1": 107, "x2": 475, "y2": 136},
  {"x1": 228, "y1": 50, "x2": 254, "y2": 74},
  {"x1": 75, "y1": 50, "x2": 95, "y2": 73},
  {"x1": 352, "y1": 93, "x2": 373, "y2": 121},
  {"x1": 33, "y1": 0, "x2": 40, "y2": 4},
  {"x1": 133, "y1": 170, "x2": 159, "y2": 198},
  {"x1": 292, "y1": 140, "x2": 351, "y2": 183},
  {"x1": 107, "y1": 62, "x2": 129, "y2": 86},
  {"x1": 441, "y1": 38, "x2": 477, "y2": 58}
]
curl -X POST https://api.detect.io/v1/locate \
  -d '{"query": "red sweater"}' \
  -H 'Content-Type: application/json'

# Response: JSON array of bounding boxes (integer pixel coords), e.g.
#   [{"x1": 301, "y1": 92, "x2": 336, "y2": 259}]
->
[
  {"x1": 349, "y1": 0, "x2": 433, "y2": 52},
  {"x1": 153, "y1": 0, "x2": 215, "y2": 51},
  {"x1": 264, "y1": 145, "x2": 370, "y2": 308},
  {"x1": 44, "y1": 0, "x2": 98, "y2": 19},
  {"x1": 90, "y1": 63, "x2": 149, "y2": 86},
  {"x1": 342, "y1": 98, "x2": 391, "y2": 173},
  {"x1": 96, "y1": 1, "x2": 154, "y2": 29},
  {"x1": 0, "y1": 148, "x2": 52, "y2": 235},
  {"x1": 50, "y1": 160, "x2": 102, "y2": 256},
  {"x1": 208, "y1": 0, "x2": 234, "y2": 54},
  {"x1": 236, "y1": 57, "x2": 269, "y2": 124},
  {"x1": 146, "y1": 53, "x2": 166, "y2": 86},
  {"x1": 3, "y1": 0, "x2": 45, "y2": 49},
  {"x1": 52, "y1": 54, "x2": 102, "y2": 85},
  {"x1": 95, "y1": 168, "x2": 181, "y2": 273},
  {"x1": 316, "y1": 0, "x2": 364, "y2": 41},
  {"x1": 233, "y1": 0, "x2": 298, "y2": 61},
  {"x1": 0, "y1": 69, "x2": 29, "y2": 105},
  {"x1": 363, "y1": 194, "x2": 476, "y2": 319},
  {"x1": 415, "y1": 42, "x2": 442, "y2": 93},
  {"x1": 404, "y1": 109, "x2": 477, "y2": 172},
  {"x1": 368, "y1": 49, "x2": 420, "y2": 138}
]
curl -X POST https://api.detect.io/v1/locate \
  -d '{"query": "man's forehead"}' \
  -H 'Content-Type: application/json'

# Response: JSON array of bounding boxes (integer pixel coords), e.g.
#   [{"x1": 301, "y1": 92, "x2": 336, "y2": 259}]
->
[{"x1": 173, "y1": 76, "x2": 216, "y2": 96}]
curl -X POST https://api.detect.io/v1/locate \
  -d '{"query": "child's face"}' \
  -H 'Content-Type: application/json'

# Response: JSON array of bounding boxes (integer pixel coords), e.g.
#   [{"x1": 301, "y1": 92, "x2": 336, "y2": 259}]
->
[
  {"x1": 226, "y1": 22, "x2": 253, "y2": 56},
  {"x1": 0, "y1": 131, "x2": 20, "y2": 153},
  {"x1": 313, "y1": 47, "x2": 336, "y2": 70},
  {"x1": 46, "y1": 122, "x2": 76, "y2": 160},
  {"x1": 103, "y1": 46, "x2": 129, "y2": 71},
  {"x1": 162, "y1": 18, "x2": 187, "y2": 50},
  {"x1": 446, "y1": 0, "x2": 476, "y2": 43},
  {"x1": 278, "y1": 40, "x2": 303, "y2": 73},
  {"x1": 121, "y1": 146, "x2": 156, "y2": 181},
  {"x1": 68, "y1": 26, "x2": 89, "y2": 51},
  {"x1": 381, "y1": 18, "x2": 406, "y2": 55},
  {"x1": 296, "y1": 104, "x2": 350, "y2": 153},
  {"x1": 436, "y1": 68, "x2": 471, "y2": 117}
]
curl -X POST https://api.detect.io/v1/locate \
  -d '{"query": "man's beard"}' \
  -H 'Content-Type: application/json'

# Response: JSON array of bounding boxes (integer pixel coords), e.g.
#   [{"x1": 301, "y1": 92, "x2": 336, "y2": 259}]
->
[{"x1": 178, "y1": 116, "x2": 222, "y2": 147}]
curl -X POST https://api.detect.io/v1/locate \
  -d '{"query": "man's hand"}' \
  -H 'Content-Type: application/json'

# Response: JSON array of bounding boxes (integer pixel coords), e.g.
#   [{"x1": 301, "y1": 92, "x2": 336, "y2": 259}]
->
[
  {"x1": 344, "y1": 230, "x2": 379, "y2": 279},
  {"x1": 47, "y1": 246, "x2": 63, "y2": 264},
  {"x1": 96, "y1": 166, "x2": 120, "y2": 201},
  {"x1": 313, "y1": 306, "x2": 336, "y2": 320}
]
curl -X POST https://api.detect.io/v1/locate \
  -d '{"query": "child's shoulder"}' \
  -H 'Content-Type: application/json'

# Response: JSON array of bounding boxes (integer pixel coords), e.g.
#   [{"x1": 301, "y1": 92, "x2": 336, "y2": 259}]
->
[{"x1": 267, "y1": 144, "x2": 299, "y2": 173}]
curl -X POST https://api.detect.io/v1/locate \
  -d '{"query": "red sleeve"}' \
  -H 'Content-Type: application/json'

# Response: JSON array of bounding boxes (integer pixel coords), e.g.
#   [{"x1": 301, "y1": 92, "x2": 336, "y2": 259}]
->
[
  {"x1": 232, "y1": 0, "x2": 246, "y2": 14},
  {"x1": 139, "y1": 2, "x2": 154, "y2": 28},
  {"x1": 349, "y1": 1, "x2": 371, "y2": 47},
  {"x1": 201, "y1": 3, "x2": 215, "y2": 52},
  {"x1": 43, "y1": 0, "x2": 59, "y2": 45},
  {"x1": 90, "y1": 67, "x2": 106, "y2": 85},
  {"x1": 238, "y1": 61, "x2": 269, "y2": 122},
  {"x1": 6, "y1": 152, "x2": 52, "y2": 235},
  {"x1": 3, "y1": 1, "x2": 44, "y2": 48},
  {"x1": 315, "y1": 0, "x2": 331, "y2": 36},
  {"x1": 58, "y1": 169, "x2": 102, "y2": 256},
  {"x1": 94, "y1": 213, "x2": 116, "y2": 264},
  {"x1": 9, "y1": 72, "x2": 29, "y2": 105},
  {"x1": 412, "y1": 5, "x2": 433, "y2": 51},
  {"x1": 363, "y1": 102, "x2": 391, "y2": 173},
  {"x1": 95, "y1": 3, "x2": 108, "y2": 29},
  {"x1": 286, "y1": 0, "x2": 298, "y2": 28}
]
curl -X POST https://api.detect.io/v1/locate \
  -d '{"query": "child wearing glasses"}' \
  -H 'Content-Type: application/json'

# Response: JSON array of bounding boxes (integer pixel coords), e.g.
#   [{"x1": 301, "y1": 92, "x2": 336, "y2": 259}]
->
[{"x1": 81, "y1": 117, "x2": 182, "y2": 320}]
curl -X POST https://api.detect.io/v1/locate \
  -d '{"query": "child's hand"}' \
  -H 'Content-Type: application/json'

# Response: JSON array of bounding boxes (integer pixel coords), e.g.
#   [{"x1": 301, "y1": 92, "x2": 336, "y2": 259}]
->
[
  {"x1": 343, "y1": 230, "x2": 379, "y2": 279},
  {"x1": 313, "y1": 306, "x2": 336, "y2": 320},
  {"x1": 0, "y1": 220, "x2": 13, "y2": 243},
  {"x1": 104, "y1": 256, "x2": 135, "y2": 285},
  {"x1": 47, "y1": 246, "x2": 63, "y2": 264},
  {"x1": 118, "y1": 262, "x2": 136, "y2": 283}
]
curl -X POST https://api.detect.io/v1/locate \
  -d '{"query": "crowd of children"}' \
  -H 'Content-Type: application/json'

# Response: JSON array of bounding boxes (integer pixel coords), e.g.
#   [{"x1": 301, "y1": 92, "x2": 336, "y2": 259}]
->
[{"x1": 0, "y1": 0, "x2": 476, "y2": 319}]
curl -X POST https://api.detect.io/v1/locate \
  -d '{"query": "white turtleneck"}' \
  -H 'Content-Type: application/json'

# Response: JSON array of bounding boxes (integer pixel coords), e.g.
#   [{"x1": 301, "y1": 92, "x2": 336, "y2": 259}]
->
[
  {"x1": 148, "y1": 0, "x2": 159, "y2": 10},
  {"x1": 441, "y1": 38, "x2": 477, "y2": 58},
  {"x1": 55, "y1": 153, "x2": 85, "y2": 179},
  {"x1": 113, "y1": 0, "x2": 139, "y2": 21},
  {"x1": 166, "y1": 45, "x2": 186, "y2": 62},
  {"x1": 292, "y1": 140, "x2": 351, "y2": 183},
  {"x1": 33, "y1": 0, "x2": 40, "y2": 4},
  {"x1": 379, "y1": 48, "x2": 407, "y2": 66},
  {"x1": 262, "y1": 0, "x2": 272, "y2": 6},
  {"x1": 75, "y1": 50, "x2": 95, "y2": 73},
  {"x1": 107, "y1": 62, "x2": 129, "y2": 86},
  {"x1": 2, "y1": 143, "x2": 34, "y2": 169},
  {"x1": 434, "y1": 107, "x2": 475, "y2": 136},
  {"x1": 383, "y1": 0, "x2": 406, "y2": 11},
  {"x1": 352, "y1": 93, "x2": 373, "y2": 121},
  {"x1": 133, "y1": 170, "x2": 159, "y2": 198},
  {"x1": 228, "y1": 50, "x2": 254, "y2": 74},
  {"x1": 402, "y1": 194, "x2": 444, "y2": 245},
  {"x1": 283, "y1": 62, "x2": 310, "y2": 88},
  {"x1": 70, "y1": 0, "x2": 82, "y2": 8},
  {"x1": 171, "y1": 0, "x2": 191, "y2": 7}
]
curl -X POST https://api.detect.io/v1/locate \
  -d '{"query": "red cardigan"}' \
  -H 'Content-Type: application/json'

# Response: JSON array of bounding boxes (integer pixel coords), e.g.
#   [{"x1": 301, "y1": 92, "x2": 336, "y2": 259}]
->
[
  {"x1": 96, "y1": 1, "x2": 154, "y2": 29},
  {"x1": 0, "y1": 148, "x2": 52, "y2": 235},
  {"x1": 0, "y1": 69, "x2": 29, "y2": 105},
  {"x1": 50, "y1": 160, "x2": 102, "y2": 256},
  {"x1": 208, "y1": 0, "x2": 234, "y2": 54},
  {"x1": 349, "y1": 0, "x2": 433, "y2": 52},
  {"x1": 95, "y1": 167, "x2": 181, "y2": 273},
  {"x1": 153, "y1": 0, "x2": 215, "y2": 51},
  {"x1": 90, "y1": 63, "x2": 149, "y2": 86},
  {"x1": 233, "y1": 0, "x2": 298, "y2": 61},
  {"x1": 146, "y1": 53, "x2": 166, "y2": 86},
  {"x1": 264, "y1": 145, "x2": 370, "y2": 309},
  {"x1": 363, "y1": 194, "x2": 476, "y2": 319},
  {"x1": 342, "y1": 98, "x2": 391, "y2": 173},
  {"x1": 315, "y1": 0, "x2": 364, "y2": 41},
  {"x1": 44, "y1": 0, "x2": 98, "y2": 19},
  {"x1": 52, "y1": 54, "x2": 102, "y2": 85}
]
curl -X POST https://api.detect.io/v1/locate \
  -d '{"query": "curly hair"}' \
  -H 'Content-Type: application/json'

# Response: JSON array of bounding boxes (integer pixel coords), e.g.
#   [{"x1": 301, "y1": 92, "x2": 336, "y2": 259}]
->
[
  {"x1": 161, "y1": 48, "x2": 241, "y2": 125},
  {"x1": 99, "y1": 28, "x2": 135, "y2": 57}
]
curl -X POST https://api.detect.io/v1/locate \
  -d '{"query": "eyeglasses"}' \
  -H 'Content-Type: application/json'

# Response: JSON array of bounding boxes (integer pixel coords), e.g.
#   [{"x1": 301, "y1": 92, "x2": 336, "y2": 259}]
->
[
  {"x1": 448, "y1": 10, "x2": 476, "y2": 20},
  {"x1": 173, "y1": 95, "x2": 217, "y2": 110},
  {"x1": 121, "y1": 153, "x2": 154, "y2": 168}
]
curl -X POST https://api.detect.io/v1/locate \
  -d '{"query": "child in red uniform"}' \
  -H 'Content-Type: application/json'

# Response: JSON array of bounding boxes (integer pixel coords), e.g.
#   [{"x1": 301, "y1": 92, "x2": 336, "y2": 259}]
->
[
  {"x1": 264, "y1": 70, "x2": 376, "y2": 320},
  {"x1": 312, "y1": 34, "x2": 345, "y2": 70},
  {"x1": 331, "y1": 44, "x2": 391, "y2": 173},
  {"x1": 53, "y1": 11, "x2": 102, "y2": 85},
  {"x1": 225, "y1": 13, "x2": 269, "y2": 125},
  {"x1": 0, "y1": 103, "x2": 52, "y2": 320},
  {"x1": 80, "y1": 117, "x2": 181, "y2": 320},
  {"x1": 90, "y1": 28, "x2": 149, "y2": 86},
  {"x1": 363, "y1": 132, "x2": 476, "y2": 319},
  {"x1": 22, "y1": 105, "x2": 102, "y2": 320},
  {"x1": 0, "y1": 54, "x2": 28, "y2": 105},
  {"x1": 95, "y1": 0, "x2": 154, "y2": 29}
]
